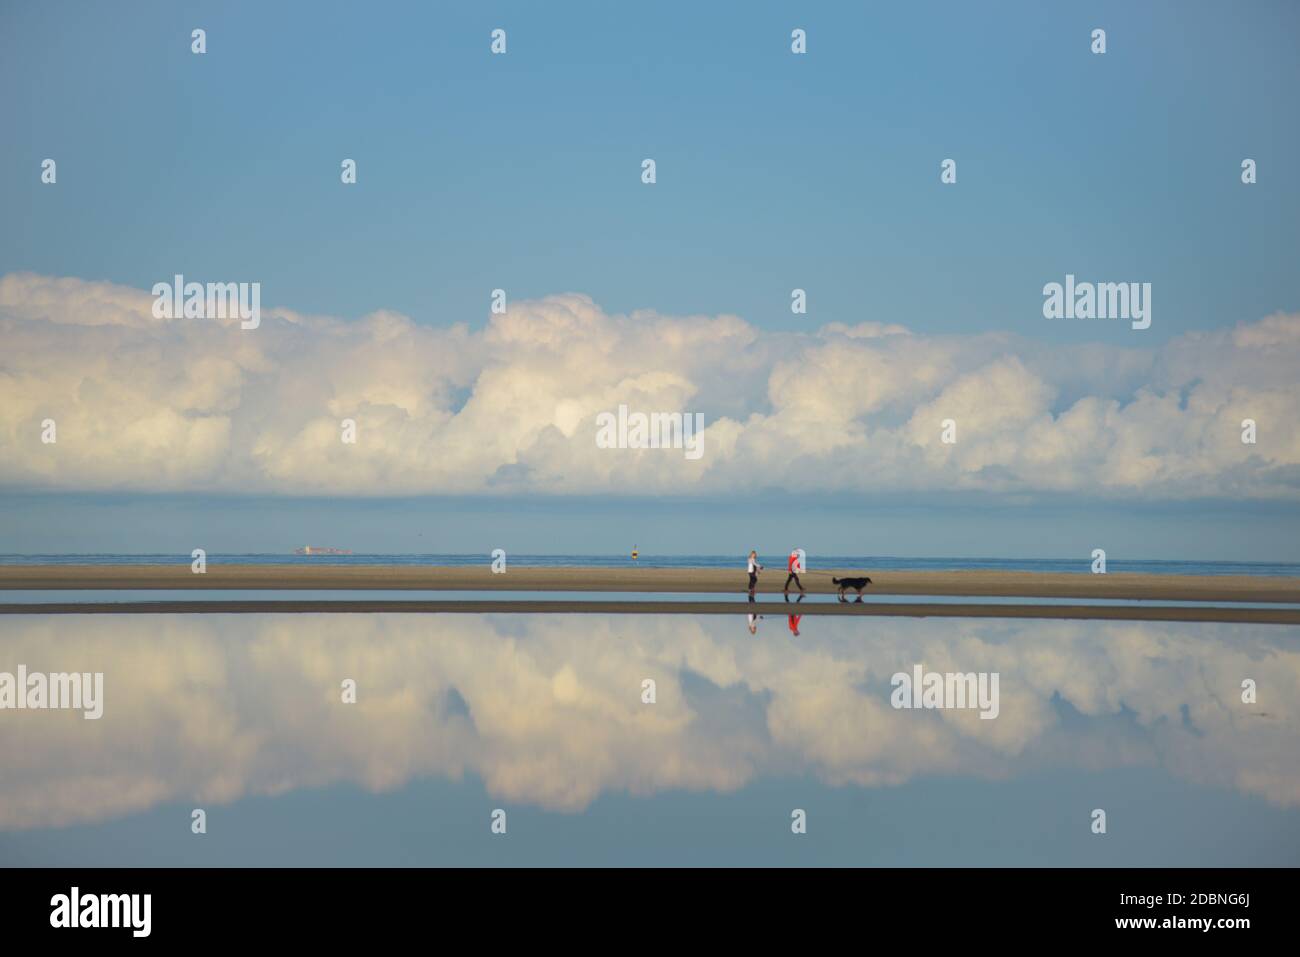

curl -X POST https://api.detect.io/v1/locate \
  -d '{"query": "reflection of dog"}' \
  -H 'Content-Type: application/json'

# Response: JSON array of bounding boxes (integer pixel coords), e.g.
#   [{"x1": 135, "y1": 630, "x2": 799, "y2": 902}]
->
[{"x1": 832, "y1": 576, "x2": 873, "y2": 602}]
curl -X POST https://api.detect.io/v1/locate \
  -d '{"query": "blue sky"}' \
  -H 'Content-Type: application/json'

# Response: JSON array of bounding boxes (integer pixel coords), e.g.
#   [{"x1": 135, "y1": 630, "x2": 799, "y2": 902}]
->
[
  {"x1": 3, "y1": 0, "x2": 1297, "y2": 338},
  {"x1": 1, "y1": 1, "x2": 1298, "y2": 558},
  {"x1": 2, "y1": 492, "x2": 1298, "y2": 562}
]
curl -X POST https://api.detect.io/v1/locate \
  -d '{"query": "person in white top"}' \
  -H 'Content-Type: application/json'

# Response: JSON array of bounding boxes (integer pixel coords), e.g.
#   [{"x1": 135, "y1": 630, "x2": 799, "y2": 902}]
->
[{"x1": 747, "y1": 550, "x2": 763, "y2": 599}]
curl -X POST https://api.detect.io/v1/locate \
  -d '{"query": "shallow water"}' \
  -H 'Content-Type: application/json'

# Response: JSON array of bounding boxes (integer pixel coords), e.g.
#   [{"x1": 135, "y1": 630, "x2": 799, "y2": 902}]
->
[
  {"x1": 4, "y1": 588, "x2": 1298, "y2": 609},
  {"x1": 1, "y1": 613, "x2": 1297, "y2": 866}
]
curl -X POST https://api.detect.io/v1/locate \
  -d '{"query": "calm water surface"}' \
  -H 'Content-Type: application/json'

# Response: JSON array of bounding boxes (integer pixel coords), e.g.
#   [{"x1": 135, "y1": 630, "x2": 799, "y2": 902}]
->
[{"x1": 1, "y1": 612, "x2": 1297, "y2": 866}]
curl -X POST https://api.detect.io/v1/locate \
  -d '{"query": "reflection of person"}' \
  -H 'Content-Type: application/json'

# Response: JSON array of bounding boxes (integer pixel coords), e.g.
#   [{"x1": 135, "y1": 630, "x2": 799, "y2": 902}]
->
[
  {"x1": 747, "y1": 612, "x2": 764, "y2": 635},
  {"x1": 747, "y1": 550, "x2": 764, "y2": 599},
  {"x1": 783, "y1": 548, "x2": 805, "y2": 599},
  {"x1": 787, "y1": 613, "x2": 802, "y2": 637}
]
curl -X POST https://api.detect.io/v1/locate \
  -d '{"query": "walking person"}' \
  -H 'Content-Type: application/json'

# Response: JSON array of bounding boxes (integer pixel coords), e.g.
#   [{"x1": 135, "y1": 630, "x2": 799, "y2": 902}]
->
[
  {"x1": 783, "y1": 548, "x2": 806, "y2": 600},
  {"x1": 747, "y1": 550, "x2": 763, "y2": 600}
]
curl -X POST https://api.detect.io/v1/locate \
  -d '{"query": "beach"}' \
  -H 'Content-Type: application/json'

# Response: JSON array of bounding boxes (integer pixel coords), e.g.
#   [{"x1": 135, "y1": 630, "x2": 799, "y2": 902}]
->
[
  {"x1": 2, "y1": 598, "x2": 1296, "y2": 624},
  {"x1": 1, "y1": 565, "x2": 1298, "y2": 623},
  {"x1": 3, "y1": 564, "x2": 1299, "y2": 601}
]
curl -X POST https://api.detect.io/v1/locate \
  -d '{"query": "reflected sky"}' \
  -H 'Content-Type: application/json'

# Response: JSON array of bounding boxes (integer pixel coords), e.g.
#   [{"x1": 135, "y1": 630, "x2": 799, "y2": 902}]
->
[{"x1": 1, "y1": 613, "x2": 1297, "y2": 866}]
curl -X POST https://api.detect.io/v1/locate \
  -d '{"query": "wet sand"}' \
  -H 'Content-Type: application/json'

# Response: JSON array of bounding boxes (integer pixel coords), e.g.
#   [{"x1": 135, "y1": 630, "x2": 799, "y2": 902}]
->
[
  {"x1": 1, "y1": 564, "x2": 1298, "y2": 622},
  {"x1": 2, "y1": 564, "x2": 1298, "y2": 602}
]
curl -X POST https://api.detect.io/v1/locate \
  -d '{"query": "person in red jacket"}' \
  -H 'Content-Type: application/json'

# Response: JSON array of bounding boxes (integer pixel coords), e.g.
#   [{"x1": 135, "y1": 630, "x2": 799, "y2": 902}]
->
[
  {"x1": 783, "y1": 548, "x2": 805, "y2": 599},
  {"x1": 787, "y1": 613, "x2": 802, "y2": 637}
]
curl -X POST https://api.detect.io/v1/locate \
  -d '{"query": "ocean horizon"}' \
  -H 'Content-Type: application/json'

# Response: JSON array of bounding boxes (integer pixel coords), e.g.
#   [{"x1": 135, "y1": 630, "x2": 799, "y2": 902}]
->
[{"x1": 2, "y1": 553, "x2": 1297, "y2": 578}]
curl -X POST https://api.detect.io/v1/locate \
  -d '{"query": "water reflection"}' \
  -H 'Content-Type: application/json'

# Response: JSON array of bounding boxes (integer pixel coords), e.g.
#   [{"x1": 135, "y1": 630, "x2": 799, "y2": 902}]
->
[{"x1": 0, "y1": 613, "x2": 1296, "y2": 833}]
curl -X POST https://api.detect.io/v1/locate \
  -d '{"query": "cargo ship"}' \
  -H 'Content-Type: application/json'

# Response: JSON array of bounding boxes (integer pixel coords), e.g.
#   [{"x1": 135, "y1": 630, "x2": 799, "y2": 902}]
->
[{"x1": 294, "y1": 546, "x2": 353, "y2": 556}]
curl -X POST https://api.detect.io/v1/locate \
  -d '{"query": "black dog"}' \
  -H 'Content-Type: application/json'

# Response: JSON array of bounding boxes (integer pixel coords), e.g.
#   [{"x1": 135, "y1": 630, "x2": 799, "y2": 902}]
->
[{"x1": 832, "y1": 576, "x2": 873, "y2": 602}]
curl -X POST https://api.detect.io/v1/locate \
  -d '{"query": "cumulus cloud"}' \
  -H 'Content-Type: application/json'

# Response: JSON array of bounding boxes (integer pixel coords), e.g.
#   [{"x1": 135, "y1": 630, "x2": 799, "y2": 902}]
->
[
  {"x1": 0, "y1": 613, "x2": 1295, "y2": 829},
  {"x1": 1, "y1": 272, "x2": 1297, "y2": 499}
]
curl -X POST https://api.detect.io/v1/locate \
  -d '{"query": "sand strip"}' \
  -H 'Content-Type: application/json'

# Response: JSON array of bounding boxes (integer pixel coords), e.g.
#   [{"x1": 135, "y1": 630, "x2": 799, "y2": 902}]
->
[{"x1": 2, "y1": 565, "x2": 1299, "y2": 603}]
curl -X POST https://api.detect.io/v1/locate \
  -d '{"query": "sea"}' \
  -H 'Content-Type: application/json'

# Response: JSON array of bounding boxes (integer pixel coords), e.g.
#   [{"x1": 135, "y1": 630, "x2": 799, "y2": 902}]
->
[{"x1": 1, "y1": 553, "x2": 1297, "y2": 577}]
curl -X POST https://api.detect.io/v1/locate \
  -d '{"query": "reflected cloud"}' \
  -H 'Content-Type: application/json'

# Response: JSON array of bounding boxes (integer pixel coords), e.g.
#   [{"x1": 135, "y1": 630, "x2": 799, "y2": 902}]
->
[{"x1": 0, "y1": 613, "x2": 1296, "y2": 829}]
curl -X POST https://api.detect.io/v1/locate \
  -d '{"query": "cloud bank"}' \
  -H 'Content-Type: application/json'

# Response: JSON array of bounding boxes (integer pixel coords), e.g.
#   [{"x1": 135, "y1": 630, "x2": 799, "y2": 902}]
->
[{"x1": 1, "y1": 272, "x2": 1297, "y2": 500}]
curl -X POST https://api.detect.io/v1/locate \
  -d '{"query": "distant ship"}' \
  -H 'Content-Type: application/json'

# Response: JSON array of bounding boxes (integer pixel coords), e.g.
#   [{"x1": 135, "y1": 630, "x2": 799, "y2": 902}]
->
[{"x1": 294, "y1": 546, "x2": 353, "y2": 556}]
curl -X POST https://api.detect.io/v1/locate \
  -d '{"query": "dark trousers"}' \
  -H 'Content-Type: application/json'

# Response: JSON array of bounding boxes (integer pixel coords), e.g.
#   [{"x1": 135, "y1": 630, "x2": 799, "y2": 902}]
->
[{"x1": 784, "y1": 572, "x2": 803, "y2": 591}]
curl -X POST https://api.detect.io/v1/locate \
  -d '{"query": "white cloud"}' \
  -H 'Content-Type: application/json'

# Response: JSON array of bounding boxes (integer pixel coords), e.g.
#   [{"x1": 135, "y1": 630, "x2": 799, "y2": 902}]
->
[{"x1": 1, "y1": 272, "x2": 1297, "y2": 500}]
